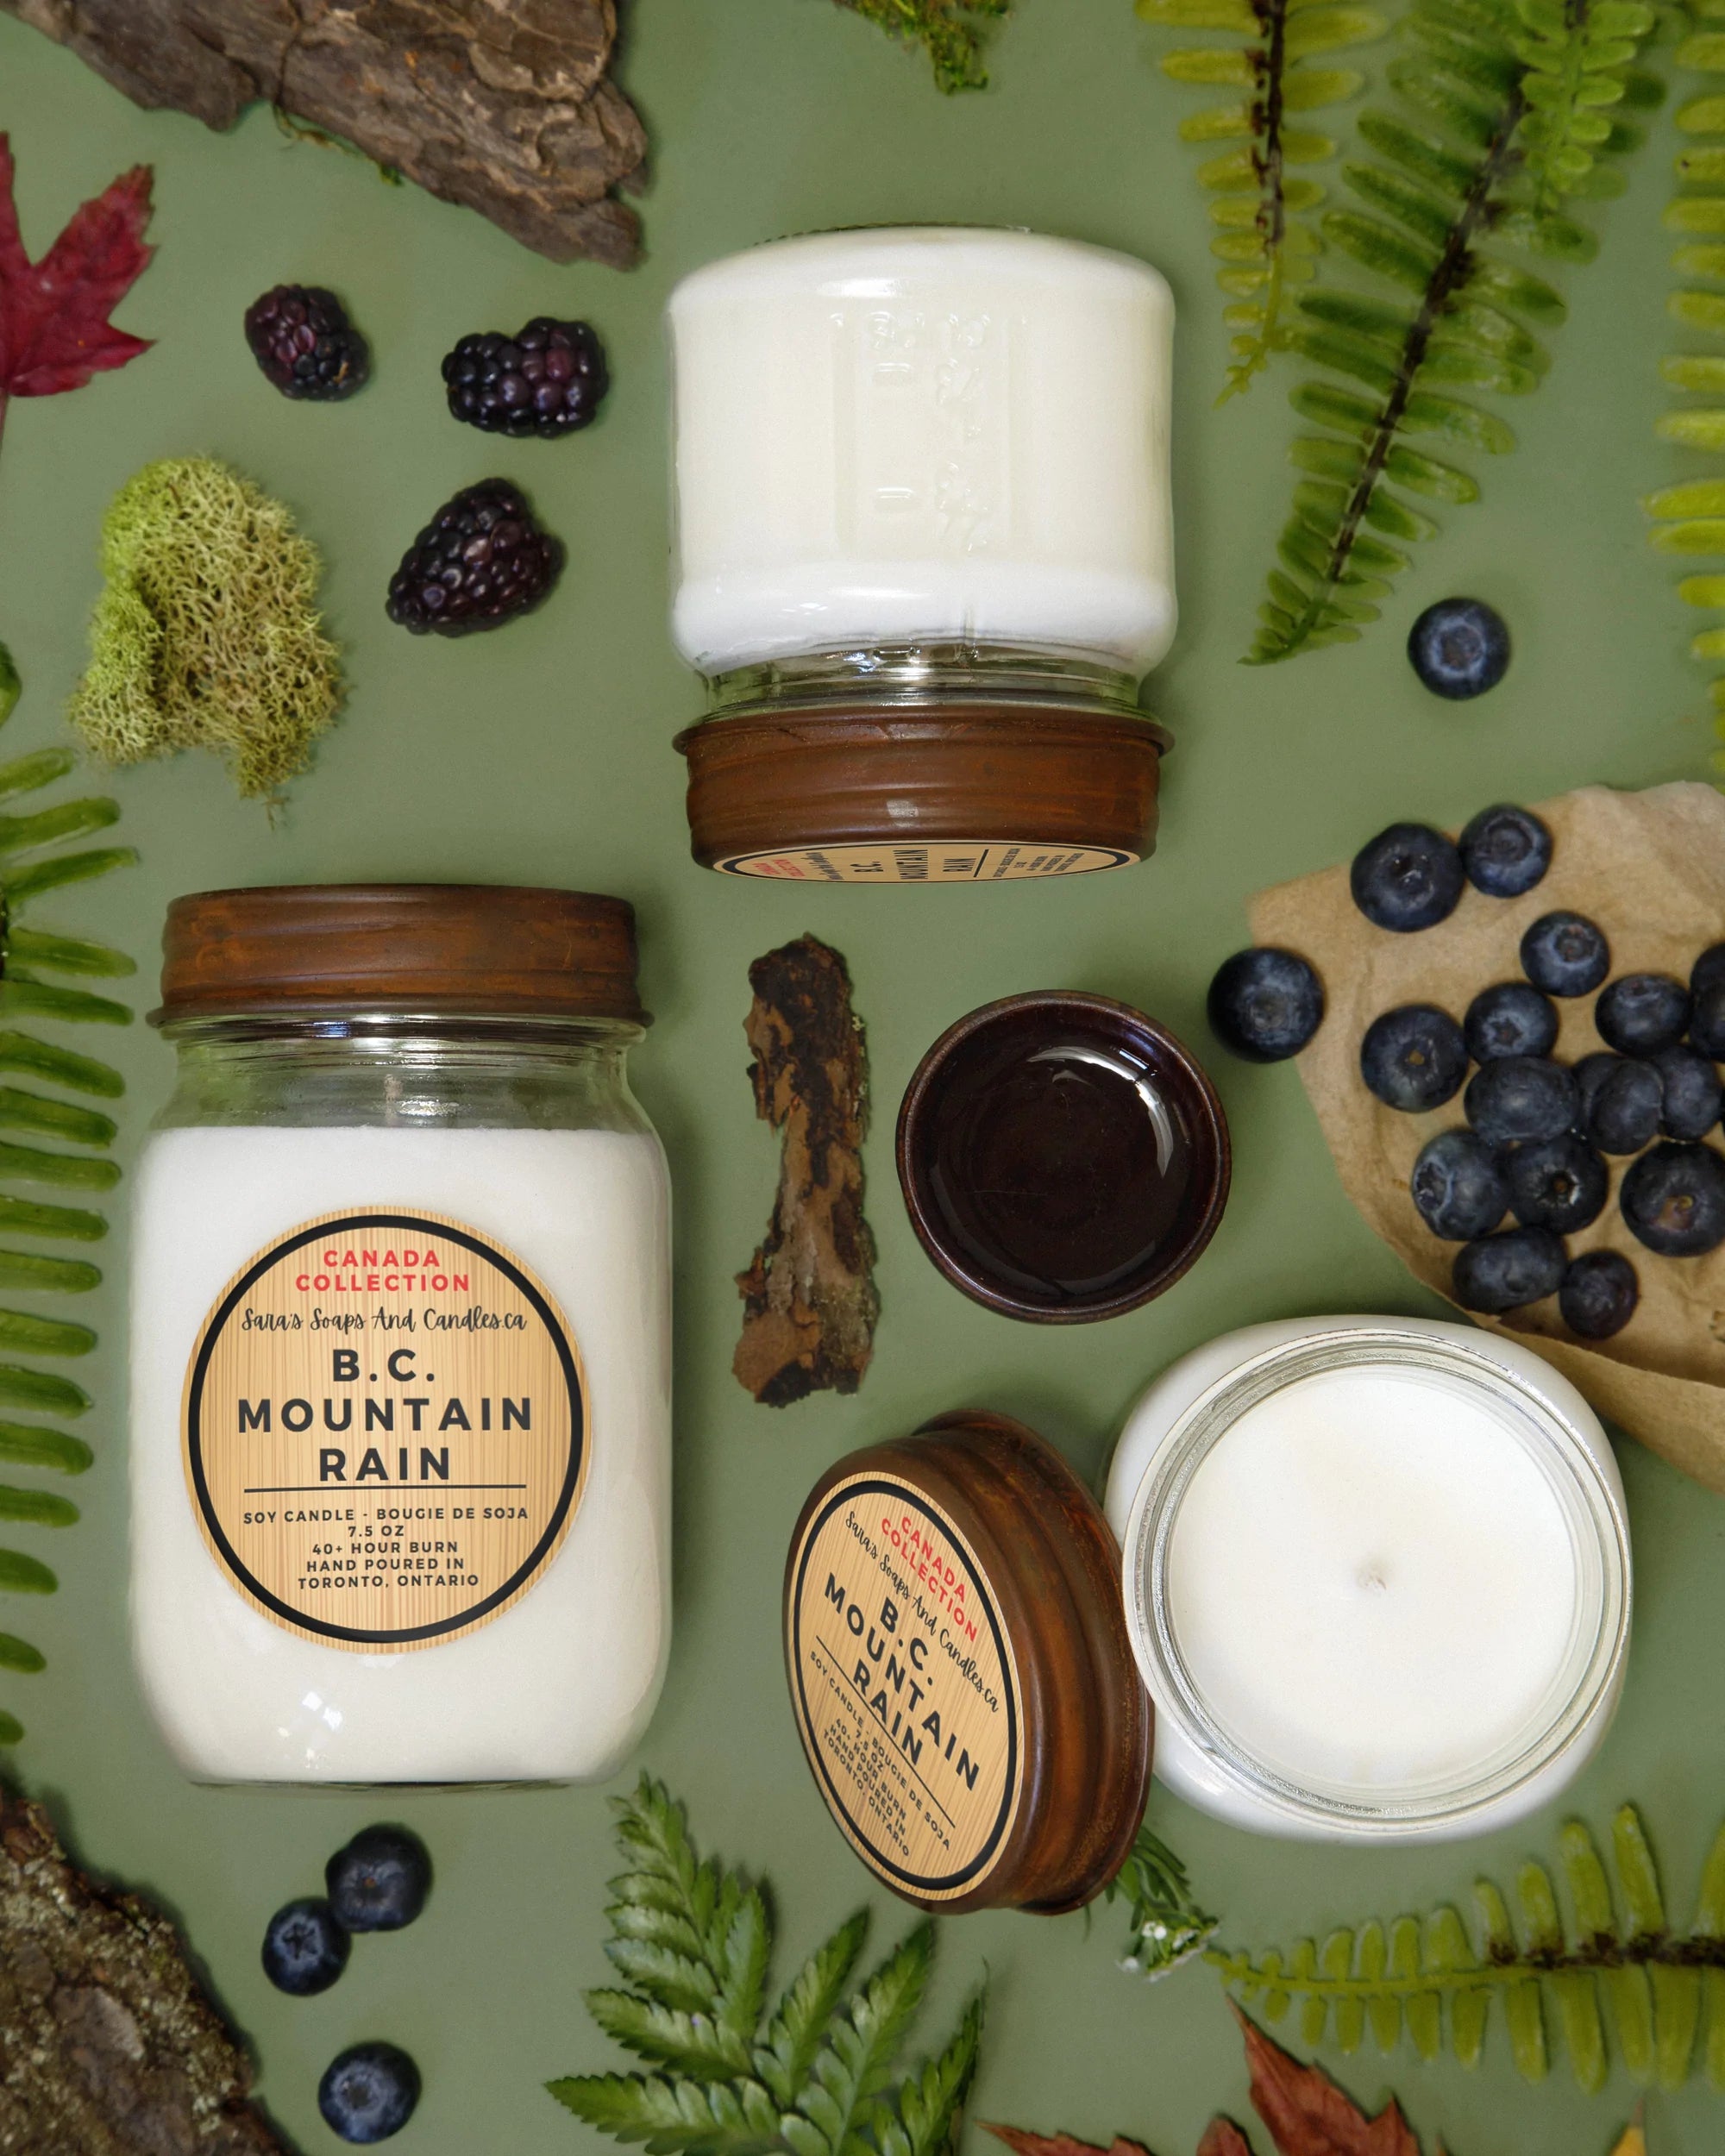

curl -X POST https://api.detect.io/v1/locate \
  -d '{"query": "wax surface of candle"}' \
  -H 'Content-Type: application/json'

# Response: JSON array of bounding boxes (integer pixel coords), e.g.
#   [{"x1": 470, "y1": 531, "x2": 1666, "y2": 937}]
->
[
  {"x1": 1164, "y1": 1365, "x2": 1579, "y2": 1793},
  {"x1": 131, "y1": 1124, "x2": 670, "y2": 1784},
  {"x1": 668, "y1": 228, "x2": 1176, "y2": 675}
]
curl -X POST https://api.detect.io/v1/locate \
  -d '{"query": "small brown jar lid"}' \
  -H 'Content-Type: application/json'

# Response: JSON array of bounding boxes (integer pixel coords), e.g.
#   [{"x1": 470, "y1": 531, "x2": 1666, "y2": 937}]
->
[
  {"x1": 153, "y1": 884, "x2": 647, "y2": 1027},
  {"x1": 784, "y1": 1410, "x2": 1150, "y2": 1915},
  {"x1": 676, "y1": 703, "x2": 1171, "y2": 884}
]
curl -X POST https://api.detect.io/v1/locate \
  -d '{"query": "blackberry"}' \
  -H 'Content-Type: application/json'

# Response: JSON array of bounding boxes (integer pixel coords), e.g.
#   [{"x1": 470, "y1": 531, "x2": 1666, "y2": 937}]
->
[
  {"x1": 386, "y1": 480, "x2": 562, "y2": 636},
  {"x1": 243, "y1": 285, "x2": 368, "y2": 401},
  {"x1": 442, "y1": 318, "x2": 608, "y2": 439}
]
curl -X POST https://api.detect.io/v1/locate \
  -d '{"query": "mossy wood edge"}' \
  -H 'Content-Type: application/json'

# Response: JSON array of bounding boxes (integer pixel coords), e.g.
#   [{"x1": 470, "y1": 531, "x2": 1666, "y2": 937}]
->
[
  {"x1": 548, "y1": 1775, "x2": 986, "y2": 2156},
  {"x1": 1210, "y1": 1802, "x2": 1725, "y2": 2092},
  {"x1": 0, "y1": 679, "x2": 133, "y2": 1746},
  {"x1": 1244, "y1": 0, "x2": 1661, "y2": 661}
]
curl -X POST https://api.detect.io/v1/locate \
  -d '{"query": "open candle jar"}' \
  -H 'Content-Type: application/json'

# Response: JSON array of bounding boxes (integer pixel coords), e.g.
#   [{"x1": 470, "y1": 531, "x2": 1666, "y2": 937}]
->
[
  {"x1": 668, "y1": 226, "x2": 1176, "y2": 881},
  {"x1": 1105, "y1": 1317, "x2": 1630, "y2": 1843}
]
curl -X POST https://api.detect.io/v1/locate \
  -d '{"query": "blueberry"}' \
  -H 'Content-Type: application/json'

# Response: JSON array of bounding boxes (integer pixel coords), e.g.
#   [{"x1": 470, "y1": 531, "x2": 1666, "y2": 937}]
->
[
  {"x1": 1584, "y1": 1057, "x2": 1663, "y2": 1154},
  {"x1": 1410, "y1": 1129, "x2": 1508, "y2": 1240},
  {"x1": 1621, "y1": 1140, "x2": 1725, "y2": 1256},
  {"x1": 318, "y1": 2043, "x2": 421, "y2": 2145},
  {"x1": 1452, "y1": 1225, "x2": 1565, "y2": 1312},
  {"x1": 1571, "y1": 1051, "x2": 1620, "y2": 1131},
  {"x1": 260, "y1": 1897, "x2": 349, "y2": 1996},
  {"x1": 1207, "y1": 947, "x2": 1325, "y2": 1062},
  {"x1": 1407, "y1": 598, "x2": 1511, "y2": 699},
  {"x1": 1505, "y1": 1133, "x2": 1608, "y2": 1234},
  {"x1": 326, "y1": 1826, "x2": 432, "y2": 1934},
  {"x1": 1360, "y1": 1005, "x2": 1469, "y2": 1111},
  {"x1": 1595, "y1": 973, "x2": 1691, "y2": 1056},
  {"x1": 1521, "y1": 912, "x2": 1610, "y2": 997},
  {"x1": 1350, "y1": 823, "x2": 1466, "y2": 933},
  {"x1": 1559, "y1": 1250, "x2": 1640, "y2": 1339},
  {"x1": 1692, "y1": 943, "x2": 1725, "y2": 1000},
  {"x1": 1464, "y1": 981, "x2": 1559, "y2": 1063},
  {"x1": 1691, "y1": 977, "x2": 1725, "y2": 1059},
  {"x1": 1456, "y1": 803, "x2": 1552, "y2": 899},
  {"x1": 1655, "y1": 1043, "x2": 1723, "y2": 1140},
  {"x1": 1464, "y1": 1056, "x2": 1578, "y2": 1145}
]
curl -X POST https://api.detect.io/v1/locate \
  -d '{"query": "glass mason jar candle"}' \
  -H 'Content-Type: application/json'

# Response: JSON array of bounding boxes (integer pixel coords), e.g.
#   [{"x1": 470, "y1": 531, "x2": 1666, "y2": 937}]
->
[
  {"x1": 668, "y1": 226, "x2": 1177, "y2": 883},
  {"x1": 129, "y1": 885, "x2": 671, "y2": 1786},
  {"x1": 1104, "y1": 1317, "x2": 1630, "y2": 1844}
]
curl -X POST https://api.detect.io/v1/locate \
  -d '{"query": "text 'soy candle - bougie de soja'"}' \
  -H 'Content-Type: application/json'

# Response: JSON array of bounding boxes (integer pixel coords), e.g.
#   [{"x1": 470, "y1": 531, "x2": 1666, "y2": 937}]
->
[
  {"x1": 129, "y1": 886, "x2": 671, "y2": 1785},
  {"x1": 668, "y1": 227, "x2": 1176, "y2": 882},
  {"x1": 1106, "y1": 1317, "x2": 1630, "y2": 1843}
]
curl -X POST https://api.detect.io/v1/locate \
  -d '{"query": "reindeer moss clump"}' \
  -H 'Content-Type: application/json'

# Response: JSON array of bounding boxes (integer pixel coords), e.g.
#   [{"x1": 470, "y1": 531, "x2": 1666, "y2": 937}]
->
[{"x1": 68, "y1": 458, "x2": 341, "y2": 799}]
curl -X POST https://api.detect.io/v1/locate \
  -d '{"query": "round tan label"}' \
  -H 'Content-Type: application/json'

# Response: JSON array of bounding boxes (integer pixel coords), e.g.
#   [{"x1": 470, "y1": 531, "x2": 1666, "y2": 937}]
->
[
  {"x1": 786, "y1": 1474, "x2": 1023, "y2": 1901},
  {"x1": 717, "y1": 841, "x2": 1138, "y2": 883},
  {"x1": 182, "y1": 1208, "x2": 587, "y2": 1652}
]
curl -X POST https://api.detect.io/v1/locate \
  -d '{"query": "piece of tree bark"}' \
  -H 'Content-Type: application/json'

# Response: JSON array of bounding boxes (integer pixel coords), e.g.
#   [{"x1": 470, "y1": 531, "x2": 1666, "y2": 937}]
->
[
  {"x1": 734, "y1": 935, "x2": 880, "y2": 1408},
  {"x1": 1, "y1": 0, "x2": 647, "y2": 267},
  {"x1": 0, "y1": 1784, "x2": 289, "y2": 2155}
]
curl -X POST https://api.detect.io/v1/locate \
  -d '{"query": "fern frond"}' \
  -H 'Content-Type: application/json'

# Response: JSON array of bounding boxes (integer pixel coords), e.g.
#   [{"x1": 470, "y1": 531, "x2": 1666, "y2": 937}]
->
[
  {"x1": 1251, "y1": 0, "x2": 1658, "y2": 659},
  {"x1": 555, "y1": 1782, "x2": 984, "y2": 2156},
  {"x1": 756, "y1": 1914, "x2": 871, "y2": 2107},
  {"x1": 1138, "y1": 0, "x2": 1389, "y2": 395},
  {"x1": 1105, "y1": 1823, "x2": 1221, "y2": 1978},
  {"x1": 1210, "y1": 1805, "x2": 1725, "y2": 2090},
  {"x1": 0, "y1": 674, "x2": 130, "y2": 1743},
  {"x1": 1648, "y1": 11, "x2": 1725, "y2": 766}
]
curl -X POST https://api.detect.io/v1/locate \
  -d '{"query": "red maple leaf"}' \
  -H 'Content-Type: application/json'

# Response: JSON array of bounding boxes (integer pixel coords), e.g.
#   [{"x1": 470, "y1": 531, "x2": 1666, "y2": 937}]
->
[
  {"x1": 0, "y1": 135, "x2": 154, "y2": 448},
  {"x1": 981, "y1": 2006, "x2": 1437, "y2": 2156}
]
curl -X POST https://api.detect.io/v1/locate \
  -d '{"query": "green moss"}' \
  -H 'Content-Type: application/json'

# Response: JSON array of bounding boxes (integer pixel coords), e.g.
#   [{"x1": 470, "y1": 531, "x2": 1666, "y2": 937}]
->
[{"x1": 67, "y1": 458, "x2": 342, "y2": 800}]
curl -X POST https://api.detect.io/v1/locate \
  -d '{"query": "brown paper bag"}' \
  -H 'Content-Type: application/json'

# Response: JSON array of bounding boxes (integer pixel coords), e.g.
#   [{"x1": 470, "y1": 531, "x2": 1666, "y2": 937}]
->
[{"x1": 1250, "y1": 781, "x2": 1725, "y2": 1493}]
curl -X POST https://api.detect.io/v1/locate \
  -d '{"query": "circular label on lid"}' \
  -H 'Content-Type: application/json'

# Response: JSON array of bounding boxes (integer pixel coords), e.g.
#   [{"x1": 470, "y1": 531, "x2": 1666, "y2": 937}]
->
[
  {"x1": 786, "y1": 1474, "x2": 1023, "y2": 1900},
  {"x1": 718, "y1": 841, "x2": 1138, "y2": 882},
  {"x1": 181, "y1": 1208, "x2": 587, "y2": 1652}
]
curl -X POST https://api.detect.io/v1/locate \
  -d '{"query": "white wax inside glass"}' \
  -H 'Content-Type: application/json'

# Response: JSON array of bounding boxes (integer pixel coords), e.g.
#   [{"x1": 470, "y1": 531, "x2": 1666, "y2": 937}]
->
[
  {"x1": 668, "y1": 227, "x2": 1176, "y2": 676},
  {"x1": 130, "y1": 1124, "x2": 670, "y2": 1784},
  {"x1": 1164, "y1": 1366, "x2": 1580, "y2": 1795}
]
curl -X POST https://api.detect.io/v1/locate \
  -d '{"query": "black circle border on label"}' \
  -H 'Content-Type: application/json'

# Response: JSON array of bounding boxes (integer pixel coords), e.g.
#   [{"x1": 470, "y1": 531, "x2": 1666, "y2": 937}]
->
[
  {"x1": 788, "y1": 1475, "x2": 1021, "y2": 1896},
  {"x1": 185, "y1": 1210, "x2": 586, "y2": 1646}
]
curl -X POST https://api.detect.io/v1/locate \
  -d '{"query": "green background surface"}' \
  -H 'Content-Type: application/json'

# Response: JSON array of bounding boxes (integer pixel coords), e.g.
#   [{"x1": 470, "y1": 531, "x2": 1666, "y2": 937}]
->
[{"x1": 0, "y1": 3, "x2": 1718, "y2": 2151}]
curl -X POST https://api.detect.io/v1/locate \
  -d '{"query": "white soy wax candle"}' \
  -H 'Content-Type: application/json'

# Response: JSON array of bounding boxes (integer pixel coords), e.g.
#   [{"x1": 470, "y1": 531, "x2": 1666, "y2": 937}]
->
[
  {"x1": 1105, "y1": 1317, "x2": 1630, "y2": 1842},
  {"x1": 668, "y1": 227, "x2": 1176, "y2": 679},
  {"x1": 129, "y1": 886, "x2": 671, "y2": 1787}
]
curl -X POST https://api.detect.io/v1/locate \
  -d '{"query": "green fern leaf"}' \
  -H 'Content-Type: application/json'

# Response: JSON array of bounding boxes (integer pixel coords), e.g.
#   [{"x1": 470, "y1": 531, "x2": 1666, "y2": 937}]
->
[
  {"x1": 1648, "y1": 6, "x2": 1725, "y2": 768},
  {"x1": 1209, "y1": 1804, "x2": 1725, "y2": 2090},
  {"x1": 553, "y1": 1781, "x2": 984, "y2": 2156},
  {"x1": 1249, "y1": 0, "x2": 1658, "y2": 660},
  {"x1": 1138, "y1": 0, "x2": 1388, "y2": 394},
  {"x1": 756, "y1": 1915, "x2": 871, "y2": 2107}
]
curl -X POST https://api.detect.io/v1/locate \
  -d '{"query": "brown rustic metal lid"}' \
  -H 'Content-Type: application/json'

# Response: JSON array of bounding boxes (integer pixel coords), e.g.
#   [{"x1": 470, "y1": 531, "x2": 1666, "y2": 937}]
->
[
  {"x1": 675, "y1": 703, "x2": 1171, "y2": 884},
  {"x1": 782, "y1": 1407, "x2": 1151, "y2": 1916},
  {"x1": 153, "y1": 884, "x2": 647, "y2": 1026}
]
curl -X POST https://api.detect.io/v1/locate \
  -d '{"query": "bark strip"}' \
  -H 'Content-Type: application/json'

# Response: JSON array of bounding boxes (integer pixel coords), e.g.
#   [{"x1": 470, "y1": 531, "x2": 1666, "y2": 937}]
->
[
  {"x1": 0, "y1": 0, "x2": 648, "y2": 267},
  {"x1": 734, "y1": 936, "x2": 879, "y2": 1408},
  {"x1": 0, "y1": 1784, "x2": 289, "y2": 2154}
]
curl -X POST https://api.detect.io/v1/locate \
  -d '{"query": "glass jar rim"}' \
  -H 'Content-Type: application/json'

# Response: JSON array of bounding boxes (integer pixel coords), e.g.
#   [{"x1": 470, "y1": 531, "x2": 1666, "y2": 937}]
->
[
  {"x1": 155, "y1": 1009, "x2": 648, "y2": 1050},
  {"x1": 1119, "y1": 1324, "x2": 1630, "y2": 1835}
]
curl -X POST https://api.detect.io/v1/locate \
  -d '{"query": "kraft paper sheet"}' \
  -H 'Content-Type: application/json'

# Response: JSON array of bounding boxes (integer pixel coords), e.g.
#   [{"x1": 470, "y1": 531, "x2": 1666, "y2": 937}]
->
[{"x1": 1250, "y1": 781, "x2": 1725, "y2": 1493}]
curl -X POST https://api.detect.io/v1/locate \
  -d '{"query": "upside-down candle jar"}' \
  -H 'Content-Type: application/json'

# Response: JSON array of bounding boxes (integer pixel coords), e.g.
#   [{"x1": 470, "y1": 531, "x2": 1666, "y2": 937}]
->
[
  {"x1": 1105, "y1": 1317, "x2": 1631, "y2": 1843},
  {"x1": 129, "y1": 885, "x2": 671, "y2": 1785},
  {"x1": 668, "y1": 227, "x2": 1176, "y2": 882},
  {"x1": 784, "y1": 1411, "x2": 1151, "y2": 1912}
]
